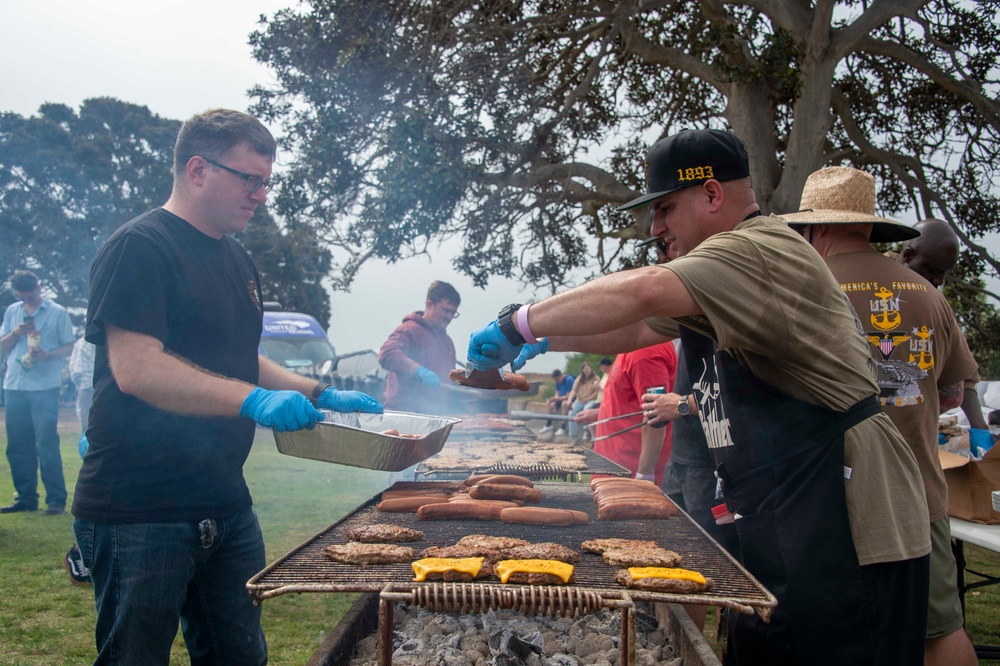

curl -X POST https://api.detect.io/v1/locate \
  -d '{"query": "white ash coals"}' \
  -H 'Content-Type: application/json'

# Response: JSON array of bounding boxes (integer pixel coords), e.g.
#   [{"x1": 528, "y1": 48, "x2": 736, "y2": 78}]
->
[{"x1": 349, "y1": 605, "x2": 680, "y2": 666}]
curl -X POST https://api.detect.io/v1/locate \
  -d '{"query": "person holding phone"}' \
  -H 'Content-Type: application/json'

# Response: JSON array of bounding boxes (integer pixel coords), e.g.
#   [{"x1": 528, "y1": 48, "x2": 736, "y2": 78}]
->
[{"x1": 0, "y1": 269, "x2": 76, "y2": 515}]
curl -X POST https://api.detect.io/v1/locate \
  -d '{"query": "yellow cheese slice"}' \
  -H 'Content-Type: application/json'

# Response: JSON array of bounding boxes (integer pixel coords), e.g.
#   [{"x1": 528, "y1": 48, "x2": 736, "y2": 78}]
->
[
  {"x1": 627, "y1": 567, "x2": 707, "y2": 585},
  {"x1": 411, "y1": 557, "x2": 484, "y2": 582},
  {"x1": 495, "y1": 559, "x2": 574, "y2": 584}
]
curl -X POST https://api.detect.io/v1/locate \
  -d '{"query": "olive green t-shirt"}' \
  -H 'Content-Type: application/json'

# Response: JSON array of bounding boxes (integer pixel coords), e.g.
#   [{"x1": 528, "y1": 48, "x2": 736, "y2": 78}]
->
[
  {"x1": 825, "y1": 250, "x2": 979, "y2": 523},
  {"x1": 645, "y1": 216, "x2": 930, "y2": 566}
]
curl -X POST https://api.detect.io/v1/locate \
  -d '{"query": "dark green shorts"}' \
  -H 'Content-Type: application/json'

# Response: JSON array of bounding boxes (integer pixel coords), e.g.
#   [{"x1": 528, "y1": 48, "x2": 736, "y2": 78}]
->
[{"x1": 927, "y1": 516, "x2": 964, "y2": 638}]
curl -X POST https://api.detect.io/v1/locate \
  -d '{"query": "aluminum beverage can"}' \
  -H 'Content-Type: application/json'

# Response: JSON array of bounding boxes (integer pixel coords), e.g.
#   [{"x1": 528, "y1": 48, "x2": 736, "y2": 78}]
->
[{"x1": 644, "y1": 386, "x2": 668, "y2": 428}]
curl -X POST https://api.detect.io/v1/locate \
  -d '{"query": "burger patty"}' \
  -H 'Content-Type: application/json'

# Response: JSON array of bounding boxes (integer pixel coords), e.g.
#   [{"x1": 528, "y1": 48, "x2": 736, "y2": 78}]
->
[
  {"x1": 601, "y1": 546, "x2": 682, "y2": 568},
  {"x1": 346, "y1": 524, "x2": 425, "y2": 543},
  {"x1": 322, "y1": 542, "x2": 415, "y2": 565},
  {"x1": 455, "y1": 534, "x2": 531, "y2": 550},
  {"x1": 581, "y1": 538, "x2": 660, "y2": 554}
]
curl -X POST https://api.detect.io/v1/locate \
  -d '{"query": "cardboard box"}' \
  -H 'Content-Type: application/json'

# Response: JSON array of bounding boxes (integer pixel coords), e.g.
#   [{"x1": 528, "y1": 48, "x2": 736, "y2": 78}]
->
[{"x1": 939, "y1": 446, "x2": 1000, "y2": 524}]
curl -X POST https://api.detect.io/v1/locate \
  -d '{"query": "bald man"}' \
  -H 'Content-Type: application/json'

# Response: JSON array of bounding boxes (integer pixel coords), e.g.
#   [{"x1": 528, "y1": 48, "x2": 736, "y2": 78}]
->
[
  {"x1": 899, "y1": 218, "x2": 961, "y2": 287},
  {"x1": 898, "y1": 218, "x2": 993, "y2": 450}
]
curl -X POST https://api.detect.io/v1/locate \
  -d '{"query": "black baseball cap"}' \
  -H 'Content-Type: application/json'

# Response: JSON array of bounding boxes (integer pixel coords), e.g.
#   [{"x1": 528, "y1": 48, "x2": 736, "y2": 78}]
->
[{"x1": 618, "y1": 129, "x2": 751, "y2": 211}]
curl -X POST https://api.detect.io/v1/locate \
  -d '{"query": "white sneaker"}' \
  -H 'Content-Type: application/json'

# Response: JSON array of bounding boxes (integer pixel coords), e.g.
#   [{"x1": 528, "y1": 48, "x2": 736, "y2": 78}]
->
[
  {"x1": 555, "y1": 427, "x2": 567, "y2": 437},
  {"x1": 539, "y1": 425, "x2": 554, "y2": 434}
]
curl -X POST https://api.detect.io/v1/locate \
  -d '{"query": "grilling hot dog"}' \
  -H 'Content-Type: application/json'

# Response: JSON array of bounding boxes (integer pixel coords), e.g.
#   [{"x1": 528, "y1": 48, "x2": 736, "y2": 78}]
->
[
  {"x1": 462, "y1": 474, "x2": 534, "y2": 488},
  {"x1": 468, "y1": 483, "x2": 543, "y2": 503},
  {"x1": 448, "y1": 369, "x2": 531, "y2": 392},
  {"x1": 377, "y1": 496, "x2": 451, "y2": 513},
  {"x1": 417, "y1": 501, "x2": 503, "y2": 521}
]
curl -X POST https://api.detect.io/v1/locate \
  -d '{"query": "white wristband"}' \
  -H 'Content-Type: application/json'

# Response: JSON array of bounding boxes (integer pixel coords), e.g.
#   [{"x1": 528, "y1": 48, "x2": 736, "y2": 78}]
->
[
  {"x1": 516, "y1": 304, "x2": 540, "y2": 345},
  {"x1": 635, "y1": 473, "x2": 656, "y2": 481}
]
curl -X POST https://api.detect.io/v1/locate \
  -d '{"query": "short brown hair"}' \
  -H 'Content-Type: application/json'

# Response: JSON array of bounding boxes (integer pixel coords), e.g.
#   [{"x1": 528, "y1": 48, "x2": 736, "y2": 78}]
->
[
  {"x1": 426, "y1": 281, "x2": 460, "y2": 306},
  {"x1": 10, "y1": 270, "x2": 39, "y2": 292},
  {"x1": 173, "y1": 109, "x2": 276, "y2": 176}
]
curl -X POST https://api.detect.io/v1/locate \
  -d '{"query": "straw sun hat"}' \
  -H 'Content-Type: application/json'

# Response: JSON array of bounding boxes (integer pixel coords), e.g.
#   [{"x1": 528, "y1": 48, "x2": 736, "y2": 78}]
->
[{"x1": 781, "y1": 166, "x2": 919, "y2": 243}]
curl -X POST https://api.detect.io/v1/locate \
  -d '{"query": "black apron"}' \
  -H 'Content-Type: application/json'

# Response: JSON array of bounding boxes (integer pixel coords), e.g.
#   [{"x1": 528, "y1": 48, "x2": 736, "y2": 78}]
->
[{"x1": 679, "y1": 327, "x2": 885, "y2": 665}]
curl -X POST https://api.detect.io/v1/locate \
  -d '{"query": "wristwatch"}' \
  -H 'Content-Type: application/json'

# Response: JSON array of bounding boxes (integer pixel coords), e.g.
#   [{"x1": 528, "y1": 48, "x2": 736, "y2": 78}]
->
[
  {"x1": 676, "y1": 394, "x2": 691, "y2": 416},
  {"x1": 311, "y1": 383, "x2": 331, "y2": 404},
  {"x1": 497, "y1": 303, "x2": 526, "y2": 346}
]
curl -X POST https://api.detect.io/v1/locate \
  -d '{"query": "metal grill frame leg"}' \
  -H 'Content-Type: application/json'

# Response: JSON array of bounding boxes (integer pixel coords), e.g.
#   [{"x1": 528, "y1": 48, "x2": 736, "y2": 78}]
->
[{"x1": 377, "y1": 585, "x2": 395, "y2": 666}]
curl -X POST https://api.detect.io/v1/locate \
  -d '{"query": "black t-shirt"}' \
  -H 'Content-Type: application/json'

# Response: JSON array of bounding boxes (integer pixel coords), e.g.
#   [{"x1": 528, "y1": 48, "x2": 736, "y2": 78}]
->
[
  {"x1": 668, "y1": 343, "x2": 714, "y2": 467},
  {"x1": 74, "y1": 208, "x2": 264, "y2": 523}
]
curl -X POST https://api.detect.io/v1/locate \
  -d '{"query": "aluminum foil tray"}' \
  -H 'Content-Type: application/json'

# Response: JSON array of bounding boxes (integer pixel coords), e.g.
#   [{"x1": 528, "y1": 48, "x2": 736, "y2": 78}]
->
[{"x1": 273, "y1": 411, "x2": 462, "y2": 472}]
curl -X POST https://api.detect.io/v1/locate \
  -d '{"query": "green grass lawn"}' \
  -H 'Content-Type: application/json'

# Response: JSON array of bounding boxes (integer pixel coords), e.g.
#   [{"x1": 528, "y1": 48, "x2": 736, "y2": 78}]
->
[
  {"x1": 1, "y1": 410, "x2": 999, "y2": 664},
  {"x1": 0, "y1": 411, "x2": 388, "y2": 665}
]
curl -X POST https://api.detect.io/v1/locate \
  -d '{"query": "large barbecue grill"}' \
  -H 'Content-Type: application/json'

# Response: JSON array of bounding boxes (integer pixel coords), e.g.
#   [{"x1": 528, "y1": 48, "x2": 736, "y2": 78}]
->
[
  {"x1": 248, "y1": 483, "x2": 775, "y2": 616},
  {"x1": 249, "y1": 483, "x2": 774, "y2": 664}
]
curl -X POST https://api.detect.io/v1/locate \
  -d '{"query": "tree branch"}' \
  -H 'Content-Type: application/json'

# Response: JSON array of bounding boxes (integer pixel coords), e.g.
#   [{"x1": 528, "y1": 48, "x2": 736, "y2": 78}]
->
[
  {"x1": 860, "y1": 37, "x2": 1000, "y2": 130},
  {"x1": 834, "y1": 0, "x2": 930, "y2": 58},
  {"x1": 832, "y1": 87, "x2": 1000, "y2": 277}
]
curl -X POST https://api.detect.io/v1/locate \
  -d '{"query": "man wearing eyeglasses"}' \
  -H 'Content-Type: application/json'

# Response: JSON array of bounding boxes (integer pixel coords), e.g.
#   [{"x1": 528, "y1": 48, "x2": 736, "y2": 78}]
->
[
  {"x1": 379, "y1": 280, "x2": 462, "y2": 414},
  {"x1": 73, "y1": 109, "x2": 383, "y2": 665}
]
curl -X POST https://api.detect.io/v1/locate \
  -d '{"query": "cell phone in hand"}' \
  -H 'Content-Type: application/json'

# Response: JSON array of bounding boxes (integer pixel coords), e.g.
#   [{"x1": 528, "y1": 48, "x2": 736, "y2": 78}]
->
[{"x1": 23, "y1": 315, "x2": 34, "y2": 327}]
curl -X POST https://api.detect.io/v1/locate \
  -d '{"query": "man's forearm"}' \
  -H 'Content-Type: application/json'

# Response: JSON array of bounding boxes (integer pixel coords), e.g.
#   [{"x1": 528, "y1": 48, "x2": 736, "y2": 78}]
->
[
  {"x1": 0, "y1": 331, "x2": 20, "y2": 355},
  {"x1": 107, "y1": 325, "x2": 253, "y2": 417},
  {"x1": 637, "y1": 424, "x2": 666, "y2": 477},
  {"x1": 257, "y1": 355, "x2": 322, "y2": 396},
  {"x1": 525, "y1": 267, "x2": 700, "y2": 342},
  {"x1": 546, "y1": 321, "x2": 672, "y2": 356},
  {"x1": 962, "y1": 387, "x2": 989, "y2": 430}
]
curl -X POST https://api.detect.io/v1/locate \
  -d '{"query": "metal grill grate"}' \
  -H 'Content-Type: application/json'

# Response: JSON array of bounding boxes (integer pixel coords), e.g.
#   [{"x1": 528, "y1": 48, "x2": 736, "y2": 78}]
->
[
  {"x1": 414, "y1": 440, "x2": 630, "y2": 479},
  {"x1": 248, "y1": 483, "x2": 776, "y2": 619}
]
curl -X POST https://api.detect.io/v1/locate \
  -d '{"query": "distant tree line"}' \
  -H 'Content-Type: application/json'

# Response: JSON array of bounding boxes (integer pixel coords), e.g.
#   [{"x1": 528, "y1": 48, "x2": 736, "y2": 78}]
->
[{"x1": 0, "y1": 98, "x2": 332, "y2": 329}]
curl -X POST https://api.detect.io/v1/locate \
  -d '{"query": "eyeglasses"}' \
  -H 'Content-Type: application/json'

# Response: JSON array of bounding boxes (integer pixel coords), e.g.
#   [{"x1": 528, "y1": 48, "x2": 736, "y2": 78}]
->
[
  {"x1": 201, "y1": 157, "x2": 274, "y2": 193},
  {"x1": 437, "y1": 304, "x2": 460, "y2": 319}
]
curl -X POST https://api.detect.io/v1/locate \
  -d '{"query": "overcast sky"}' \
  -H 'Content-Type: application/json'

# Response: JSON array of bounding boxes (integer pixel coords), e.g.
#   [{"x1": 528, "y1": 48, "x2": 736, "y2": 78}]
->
[
  {"x1": 2, "y1": 0, "x2": 996, "y2": 376},
  {"x1": 0, "y1": 0, "x2": 570, "y2": 373}
]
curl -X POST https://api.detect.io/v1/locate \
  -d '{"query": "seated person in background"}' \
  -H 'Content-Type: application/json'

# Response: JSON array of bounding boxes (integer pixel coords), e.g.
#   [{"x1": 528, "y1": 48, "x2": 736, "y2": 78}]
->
[
  {"x1": 378, "y1": 280, "x2": 461, "y2": 415},
  {"x1": 566, "y1": 361, "x2": 601, "y2": 443},
  {"x1": 540, "y1": 368, "x2": 574, "y2": 436},
  {"x1": 595, "y1": 357, "x2": 613, "y2": 406}
]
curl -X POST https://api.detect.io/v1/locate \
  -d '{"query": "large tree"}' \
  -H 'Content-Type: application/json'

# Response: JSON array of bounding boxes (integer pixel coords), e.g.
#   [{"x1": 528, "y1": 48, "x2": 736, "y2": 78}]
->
[
  {"x1": 0, "y1": 98, "x2": 334, "y2": 328},
  {"x1": 250, "y1": 0, "x2": 1000, "y2": 368},
  {"x1": 0, "y1": 98, "x2": 178, "y2": 312}
]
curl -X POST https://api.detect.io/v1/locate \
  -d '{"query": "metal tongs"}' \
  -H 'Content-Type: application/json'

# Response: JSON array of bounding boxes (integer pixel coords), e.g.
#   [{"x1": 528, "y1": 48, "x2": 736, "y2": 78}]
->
[
  {"x1": 462, "y1": 362, "x2": 505, "y2": 381},
  {"x1": 588, "y1": 410, "x2": 648, "y2": 442}
]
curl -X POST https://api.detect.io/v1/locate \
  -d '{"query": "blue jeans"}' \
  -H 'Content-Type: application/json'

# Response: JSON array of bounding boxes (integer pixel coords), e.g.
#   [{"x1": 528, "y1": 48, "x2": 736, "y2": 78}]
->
[
  {"x1": 4, "y1": 388, "x2": 66, "y2": 508},
  {"x1": 73, "y1": 508, "x2": 268, "y2": 665},
  {"x1": 568, "y1": 399, "x2": 598, "y2": 438}
]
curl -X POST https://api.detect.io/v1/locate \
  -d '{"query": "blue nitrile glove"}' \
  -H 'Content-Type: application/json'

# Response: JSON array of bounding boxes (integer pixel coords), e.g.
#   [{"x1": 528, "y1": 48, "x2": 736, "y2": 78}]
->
[
  {"x1": 467, "y1": 320, "x2": 523, "y2": 371},
  {"x1": 970, "y1": 428, "x2": 995, "y2": 457},
  {"x1": 511, "y1": 338, "x2": 549, "y2": 372},
  {"x1": 316, "y1": 386, "x2": 384, "y2": 414},
  {"x1": 78, "y1": 434, "x2": 89, "y2": 459},
  {"x1": 240, "y1": 387, "x2": 323, "y2": 432},
  {"x1": 414, "y1": 366, "x2": 441, "y2": 389}
]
